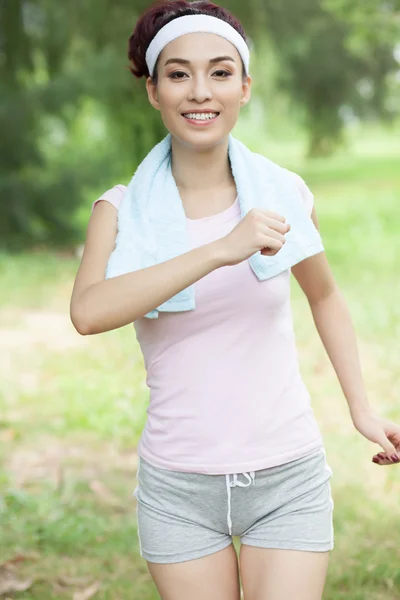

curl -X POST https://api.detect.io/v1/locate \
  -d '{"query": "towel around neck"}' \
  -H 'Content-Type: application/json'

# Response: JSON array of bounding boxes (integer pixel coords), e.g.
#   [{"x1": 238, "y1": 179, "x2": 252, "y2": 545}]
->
[{"x1": 105, "y1": 133, "x2": 324, "y2": 319}]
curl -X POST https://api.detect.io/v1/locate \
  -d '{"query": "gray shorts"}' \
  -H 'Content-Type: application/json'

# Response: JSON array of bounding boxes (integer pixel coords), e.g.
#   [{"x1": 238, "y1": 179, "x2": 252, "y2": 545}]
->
[{"x1": 133, "y1": 448, "x2": 334, "y2": 564}]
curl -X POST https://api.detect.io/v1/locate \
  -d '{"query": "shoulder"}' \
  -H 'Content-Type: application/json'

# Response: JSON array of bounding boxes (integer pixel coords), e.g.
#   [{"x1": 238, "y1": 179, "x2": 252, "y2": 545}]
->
[
  {"x1": 282, "y1": 169, "x2": 314, "y2": 217},
  {"x1": 91, "y1": 184, "x2": 128, "y2": 213},
  {"x1": 251, "y1": 149, "x2": 315, "y2": 217}
]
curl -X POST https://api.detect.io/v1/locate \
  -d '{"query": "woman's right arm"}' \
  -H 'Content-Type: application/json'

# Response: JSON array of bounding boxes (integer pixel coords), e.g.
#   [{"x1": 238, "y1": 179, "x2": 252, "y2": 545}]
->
[{"x1": 70, "y1": 201, "x2": 226, "y2": 335}]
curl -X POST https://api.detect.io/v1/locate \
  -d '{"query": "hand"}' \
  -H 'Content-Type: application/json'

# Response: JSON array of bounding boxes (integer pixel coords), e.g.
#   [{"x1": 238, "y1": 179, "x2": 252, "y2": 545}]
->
[
  {"x1": 218, "y1": 209, "x2": 291, "y2": 267},
  {"x1": 351, "y1": 409, "x2": 400, "y2": 466}
]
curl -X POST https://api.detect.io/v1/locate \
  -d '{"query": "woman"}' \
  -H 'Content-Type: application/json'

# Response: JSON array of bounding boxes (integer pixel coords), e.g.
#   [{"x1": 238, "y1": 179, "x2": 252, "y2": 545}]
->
[{"x1": 70, "y1": 1, "x2": 400, "y2": 599}]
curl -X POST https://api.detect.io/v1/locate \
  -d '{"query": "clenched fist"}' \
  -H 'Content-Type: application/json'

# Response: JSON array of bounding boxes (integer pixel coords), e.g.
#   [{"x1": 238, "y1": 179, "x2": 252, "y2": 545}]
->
[{"x1": 216, "y1": 208, "x2": 291, "y2": 267}]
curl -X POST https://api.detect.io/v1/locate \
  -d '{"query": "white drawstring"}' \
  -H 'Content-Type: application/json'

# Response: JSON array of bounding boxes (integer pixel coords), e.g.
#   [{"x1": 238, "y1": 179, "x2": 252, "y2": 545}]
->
[{"x1": 225, "y1": 471, "x2": 255, "y2": 535}]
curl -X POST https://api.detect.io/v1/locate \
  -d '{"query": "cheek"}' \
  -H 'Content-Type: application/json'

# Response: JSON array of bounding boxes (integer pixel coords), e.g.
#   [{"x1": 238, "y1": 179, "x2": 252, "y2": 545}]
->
[
  {"x1": 161, "y1": 82, "x2": 180, "y2": 96},
  {"x1": 219, "y1": 84, "x2": 244, "y2": 105},
  {"x1": 158, "y1": 88, "x2": 185, "y2": 114}
]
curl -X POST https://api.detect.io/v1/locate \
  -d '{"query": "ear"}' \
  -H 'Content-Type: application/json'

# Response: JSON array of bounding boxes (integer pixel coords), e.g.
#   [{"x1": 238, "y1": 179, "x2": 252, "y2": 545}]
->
[
  {"x1": 240, "y1": 74, "x2": 252, "y2": 107},
  {"x1": 146, "y1": 77, "x2": 161, "y2": 111}
]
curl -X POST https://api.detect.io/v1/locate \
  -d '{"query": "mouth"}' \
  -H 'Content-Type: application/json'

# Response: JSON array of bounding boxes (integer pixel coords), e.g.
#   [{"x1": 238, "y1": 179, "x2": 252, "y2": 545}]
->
[{"x1": 181, "y1": 112, "x2": 220, "y2": 125}]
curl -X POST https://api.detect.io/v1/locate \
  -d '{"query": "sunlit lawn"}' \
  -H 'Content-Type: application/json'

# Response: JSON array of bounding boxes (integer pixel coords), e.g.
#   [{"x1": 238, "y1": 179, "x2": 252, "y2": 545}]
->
[{"x1": 1, "y1": 124, "x2": 400, "y2": 598}]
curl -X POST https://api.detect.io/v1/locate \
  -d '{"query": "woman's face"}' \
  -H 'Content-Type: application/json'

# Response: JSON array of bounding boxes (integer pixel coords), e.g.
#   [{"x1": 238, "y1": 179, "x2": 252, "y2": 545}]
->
[{"x1": 146, "y1": 32, "x2": 252, "y2": 148}]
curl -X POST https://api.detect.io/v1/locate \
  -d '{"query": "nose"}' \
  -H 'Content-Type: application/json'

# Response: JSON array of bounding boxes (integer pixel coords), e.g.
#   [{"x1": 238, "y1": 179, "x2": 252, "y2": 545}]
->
[{"x1": 188, "y1": 74, "x2": 213, "y2": 103}]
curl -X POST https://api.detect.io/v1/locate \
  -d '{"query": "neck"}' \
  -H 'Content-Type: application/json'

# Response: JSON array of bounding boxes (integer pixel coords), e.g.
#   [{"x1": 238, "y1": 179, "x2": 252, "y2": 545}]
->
[{"x1": 170, "y1": 135, "x2": 234, "y2": 192}]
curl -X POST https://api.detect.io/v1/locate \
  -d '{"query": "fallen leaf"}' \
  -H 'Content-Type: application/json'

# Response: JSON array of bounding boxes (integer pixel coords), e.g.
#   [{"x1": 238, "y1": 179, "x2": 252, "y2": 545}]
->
[
  {"x1": 57, "y1": 575, "x2": 91, "y2": 587},
  {"x1": 0, "y1": 564, "x2": 34, "y2": 595},
  {"x1": 0, "y1": 553, "x2": 39, "y2": 568},
  {"x1": 73, "y1": 581, "x2": 101, "y2": 600}
]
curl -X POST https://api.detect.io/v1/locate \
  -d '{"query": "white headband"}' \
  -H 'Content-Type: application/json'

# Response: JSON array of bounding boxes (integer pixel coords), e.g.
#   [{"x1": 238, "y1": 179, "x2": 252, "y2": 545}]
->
[{"x1": 145, "y1": 14, "x2": 250, "y2": 78}]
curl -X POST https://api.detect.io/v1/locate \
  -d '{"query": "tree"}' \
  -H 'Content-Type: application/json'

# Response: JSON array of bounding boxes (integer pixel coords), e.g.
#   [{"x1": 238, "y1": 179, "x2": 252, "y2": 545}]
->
[
  {"x1": 1, "y1": 0, "x2": 399, "y2": 249},
  {"x1": 253, "y1": 0, "x2": 399, "y2": 156},
  {"x1": 0, "y1": 0, "x2": 163, "y2": 250}
]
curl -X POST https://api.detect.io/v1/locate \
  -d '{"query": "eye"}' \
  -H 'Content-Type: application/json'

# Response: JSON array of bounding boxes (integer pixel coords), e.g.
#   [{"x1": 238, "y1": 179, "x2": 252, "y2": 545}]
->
[
  {"x1": 169, "y1": 71, "x2": 188, "y2": 79},
  {"x1": 214, "y1": 70, "x2": 231, "y2": 77}
]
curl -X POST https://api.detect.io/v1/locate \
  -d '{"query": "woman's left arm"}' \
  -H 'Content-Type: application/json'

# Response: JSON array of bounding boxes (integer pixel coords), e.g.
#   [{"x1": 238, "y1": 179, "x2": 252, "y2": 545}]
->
[{"x1": 291, "y1": 205, "x2": 400, "y2": 466}]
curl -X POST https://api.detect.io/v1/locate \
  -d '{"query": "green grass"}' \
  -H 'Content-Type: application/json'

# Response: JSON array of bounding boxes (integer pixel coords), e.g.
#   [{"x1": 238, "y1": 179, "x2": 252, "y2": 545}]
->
[{"x1": 1, "y1": 124, "x2": 400, "y2": 599}]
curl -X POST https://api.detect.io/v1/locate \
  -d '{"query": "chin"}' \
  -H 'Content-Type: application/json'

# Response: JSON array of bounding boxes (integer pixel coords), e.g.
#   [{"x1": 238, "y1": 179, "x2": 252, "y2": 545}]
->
[
  {"x1": 180, "y1": 134, "x2": 225, "y2": 151},
  {"x1": 169, "y1": 124, "x2": 231, "y2": 150}
]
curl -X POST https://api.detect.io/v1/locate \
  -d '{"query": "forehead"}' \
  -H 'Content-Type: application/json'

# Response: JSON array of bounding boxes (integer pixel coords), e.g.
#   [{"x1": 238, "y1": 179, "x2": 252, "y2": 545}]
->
[{"x1": 159, "y1": 32, "x2": 241, "y2": 65}]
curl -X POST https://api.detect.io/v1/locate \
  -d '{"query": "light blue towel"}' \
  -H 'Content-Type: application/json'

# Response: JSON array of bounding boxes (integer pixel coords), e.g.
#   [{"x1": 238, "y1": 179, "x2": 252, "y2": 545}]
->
[{"x1": 106, "y1": 133, "x2": 324, "y2": 319}]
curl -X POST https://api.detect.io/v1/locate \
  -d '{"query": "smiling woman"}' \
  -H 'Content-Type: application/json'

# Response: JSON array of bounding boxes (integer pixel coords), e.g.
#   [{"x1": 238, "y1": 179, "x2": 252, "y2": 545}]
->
[
  {"x1": 69, "y1": 2, "x2": 334, "y2": 598},
  {"x1": 132, "y1": 7, "x2": 252, "y2": 155},
  {"x1": 70, "y1": 1, "x2": 400, "y2": 599}
]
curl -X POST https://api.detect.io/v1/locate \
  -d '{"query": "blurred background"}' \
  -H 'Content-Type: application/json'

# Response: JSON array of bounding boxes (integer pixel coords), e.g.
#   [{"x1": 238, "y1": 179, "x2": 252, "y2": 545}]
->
[{"x1": 0, "y1": 0, "x2": 399, "y2": 598}]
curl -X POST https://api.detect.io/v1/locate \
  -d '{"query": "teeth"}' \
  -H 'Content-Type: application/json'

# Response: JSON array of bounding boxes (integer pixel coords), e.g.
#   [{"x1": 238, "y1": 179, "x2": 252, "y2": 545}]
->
[{"x1": 183, "y1": 113, "x2": 218, "y2": 120}]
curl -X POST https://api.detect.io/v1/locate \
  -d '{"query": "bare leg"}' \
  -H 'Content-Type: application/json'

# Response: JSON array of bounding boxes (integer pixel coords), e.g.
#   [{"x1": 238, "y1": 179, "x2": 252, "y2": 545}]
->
[
  {"x1": 146, "y1": 543, "x2": 241, "y2": 600},
  {"x1": 239, "y1": 546, "x2": 330, "y2": 600}
]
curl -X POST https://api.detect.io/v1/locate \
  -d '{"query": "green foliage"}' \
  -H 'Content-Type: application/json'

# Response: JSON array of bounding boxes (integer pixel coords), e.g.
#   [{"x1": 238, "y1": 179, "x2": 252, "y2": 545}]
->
[
  {"x1": 257, "y1": 0, "x2": 399, "y2": 156},
  {"x1": 0, "y1": 0, "x2": 161, "y2": 251},
  {"x1": 1, "y1": 0, "x2": 399, "y2": 248}
]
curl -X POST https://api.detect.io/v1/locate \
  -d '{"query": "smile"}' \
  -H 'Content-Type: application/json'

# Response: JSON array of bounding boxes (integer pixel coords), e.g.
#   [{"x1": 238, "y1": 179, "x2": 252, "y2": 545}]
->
[{"x1": 182, "y1": 112, "x2": 220, "y2": 125}]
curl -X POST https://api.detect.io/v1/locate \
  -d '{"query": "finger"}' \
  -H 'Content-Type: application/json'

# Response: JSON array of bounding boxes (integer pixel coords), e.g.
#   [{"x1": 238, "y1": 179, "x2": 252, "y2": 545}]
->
[
  {"x1": 258, "y1": 211, "x2": 290, "y2": 233},
  {"x1": 261, "y1": 226, "x2": 287, "y2": 244},
  {"x1": 376, "y1": 452, "x2": 390, "y2": 461},
  {"x1": 377, "y1": 452, "x2": 398, "y2": 463},
  {"x1": 377, "y1": 433, "x2": 399, "y2": 462},
  {"x1": 375, "y1": 458, "x2": 398, "y2": 466},
  {"x1": 373, "y1": 452, "x2": 398, "y2": 465},
  {"x1": 261, "y1": 210, "x2": 287, "y2": 223},
  {"x1": 268, "y1": 220, "x2": 291, "y2": 234},
  {"x1": 372, "y1": 455, "x2": 390, "y2": 466}
]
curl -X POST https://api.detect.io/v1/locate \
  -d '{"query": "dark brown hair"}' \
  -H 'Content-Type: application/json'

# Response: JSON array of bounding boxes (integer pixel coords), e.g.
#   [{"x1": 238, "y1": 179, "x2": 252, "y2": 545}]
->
[{"x1": 128, "y1": 0, "x2": 249, "y2": 83}]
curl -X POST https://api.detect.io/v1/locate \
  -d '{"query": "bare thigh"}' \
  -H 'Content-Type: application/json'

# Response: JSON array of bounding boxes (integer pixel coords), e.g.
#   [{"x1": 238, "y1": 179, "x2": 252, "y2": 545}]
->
[
  {"x1": 239, "y1": 546, "x2": 330, "y2": 600},
  {"x1": 146, "y1": 544, "x2": 241, "y2": 600}
]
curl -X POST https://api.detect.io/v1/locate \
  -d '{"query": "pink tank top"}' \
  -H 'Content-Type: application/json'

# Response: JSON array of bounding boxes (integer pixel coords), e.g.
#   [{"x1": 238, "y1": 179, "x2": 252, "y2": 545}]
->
[{"x1": 92, "y1": 173, "x2": 324, "y2": 474}]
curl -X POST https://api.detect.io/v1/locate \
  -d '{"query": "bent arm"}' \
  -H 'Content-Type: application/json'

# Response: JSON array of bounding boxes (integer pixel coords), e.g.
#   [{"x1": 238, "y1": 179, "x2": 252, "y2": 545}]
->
[{"x1": 70, "y1": 201, "x2": 224, "y2": 335}]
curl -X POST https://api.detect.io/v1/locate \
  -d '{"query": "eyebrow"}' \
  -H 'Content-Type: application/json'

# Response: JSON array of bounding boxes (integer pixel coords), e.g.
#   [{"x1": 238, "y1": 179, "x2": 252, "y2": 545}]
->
[{"x1": 163, "y1": 56, "x2": 236, "y2": 67}]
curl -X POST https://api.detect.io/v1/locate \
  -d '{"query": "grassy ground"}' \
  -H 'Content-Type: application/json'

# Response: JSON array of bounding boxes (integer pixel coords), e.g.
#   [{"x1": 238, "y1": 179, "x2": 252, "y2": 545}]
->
[{"x1": 1, "y1": 124, "x2": 400, "y2": 599}]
